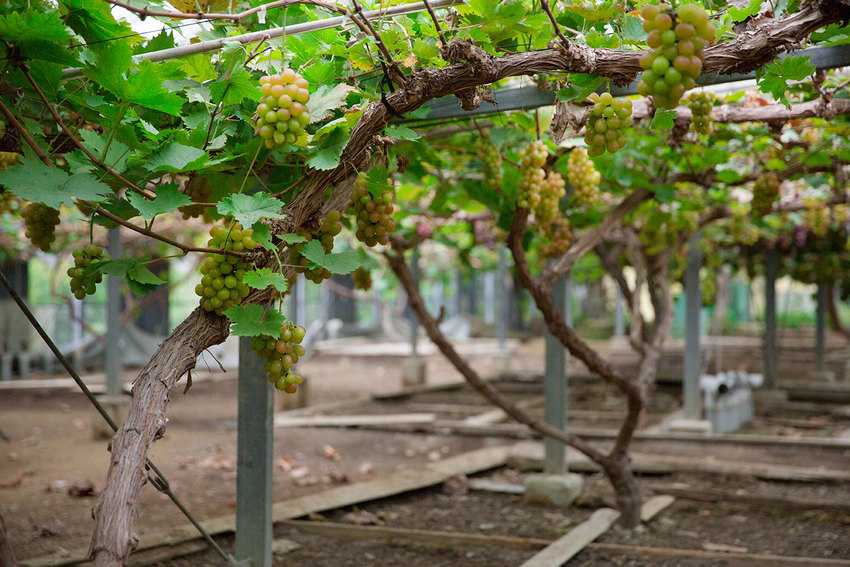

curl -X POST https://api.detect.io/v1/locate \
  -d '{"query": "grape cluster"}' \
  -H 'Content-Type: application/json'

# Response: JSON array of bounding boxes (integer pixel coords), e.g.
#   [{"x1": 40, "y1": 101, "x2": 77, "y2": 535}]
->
[
  {"x1": 255, "y1": 70, "x2": 311, "y2": 149},
  {"x1": 179, "y1": 178, "x2": 213, "y2": 220},
  {"x1": 832, "y1": 204, "x2": 849, "y2": 226},
  {"x1": 584, "y1": 92, "x2": 632, "y2": 156},
  {"x1": 517, "y1": 140, "x2": 548, "y2": 210},
  {"x1": 352, "y1": 266, "x2": 373, "y2": 291},
  {"x1": 67, "y1": 245, "x2": 110, "y2": 300},
  {"x1": 540, "y1": 216, "x2": 572, "y2": 259},
  {"x1": 638, "y1": 3, "x2": 715, "y2": 109},
  {"x1": 349, "y1": 172, "x2": 395, "y2": 247},
  {"x1": 250, "y1": 321, "x2": 307, "y2": 394},
  {"x1": 0, "y1": 152, "x2": 19, "y2": 214},
  {"x1": 750, "y1": 173, "x2": 780, "y2": 218},
  {"x1": 21, "y1": 202, "x2": 60, "y2": 252},
  {"x1": 684, "y1": 91, "x2": 715, "y2": 134},
  {"x1": 474, "y1": 131, "x2": 503, "y2": 190},
  {"x1": 802, "y1": 199, "x2": 829, "y2": 238},
  {"x1": 196, "y1": 223, "x2": 257, "y2": 315},
  {"x1": 566, "y1": 147, "x2": 601, "y2": 207},
  {"x1": 729, "y1": 209, "x2": 759, "y2": 245},
  {"x1": 289, "y1": 210, "x2": 342, "y2": 284}
]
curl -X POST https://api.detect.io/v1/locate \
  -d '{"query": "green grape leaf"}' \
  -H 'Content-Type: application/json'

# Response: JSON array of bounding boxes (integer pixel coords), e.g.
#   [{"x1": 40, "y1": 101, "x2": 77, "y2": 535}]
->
[
  {"x1": 127, "y1": 183, "x2": 192, "y2": 220},
  {"x1": 97, "y1": 257, "x2": 166, "y2": 295},
  {"x1": 300, "y1": 240, "x2": 364, "y2": 274},
  {"x1": 757, "y1": 55, "x2": 816, "y2": 108},
  {"x1": 728, "y1": 0, "x2": 762, "y2": 22},
  {"x1": 243, "y1": 268, "x2": 289, "y2": 293},
  {"x1": 62, "y1": 0, "x2": 130, "y2": 44},
  {"x1": 217, "y1": 192, "x2": 286, "y2": 228},
  {"x1": 0, "y1": 158, "x2": 110, "y2": 208},
  {"x1": 78, "y1": 129, "x2": 130, "y2": 174},
  {"x1": 650, "y1": 108, "x2": 677, "y2": 130},
  {"x1": 307, "y1": 83, "x2": 357, "y2": 123},
  {"x1": 279, "y1": 233, "x2": 308, "y2": 245},
  {"x1": 251, "y1": 222, "x2": 276, "y2": 250},
  {"x1": 557, "y1": 74, "x2": 604, "y2": 102},
  {"x1": 620, "y1": 14, "x2": 647, "y2": 44},
  {"x1": 306, "y1": 125, "x2": 349, "y2": 170},
  {"x1": 0, "y1": 9, "x2": 77, "y2": 65},
  {"x1": 209, "y1": 68, "x2": 261, "y2": 107},
  {"x1": 125, "y1": 60, "x2": 186, "y2": 115},
  {"x1": 384, "y1": 124, "x2": 421, "y2": 142},
  {"x1": 716, "y1": 168, "x2": 743, "y2": 184},
  {"x1": 147, "y1": 143, "x2": 207, "y2": 172},
  {"x1": 224, "y1": 304, "x2": 287, "y2": 337}
]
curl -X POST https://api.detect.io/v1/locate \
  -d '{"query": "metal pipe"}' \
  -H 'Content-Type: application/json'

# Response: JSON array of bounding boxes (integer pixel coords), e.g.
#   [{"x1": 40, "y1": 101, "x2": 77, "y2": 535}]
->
[
  {"x1": 543, "y1": 273, "x2": 567, "y2": 475},
  {"x1": 106, "y1": 229, "x2": 122, "y2": 398},
  {"x1": 816, "y1": 283, "x2": 827, "y2": 372},
  {"x1": 496, "y1": 247, "x2": 507, "y2": 349},
  {"x1": 764, "y1": 249, "x2": 778, "y2": 389},
  {"x1": 683, "y1": 233, "x2": 702, "y2": 421}
]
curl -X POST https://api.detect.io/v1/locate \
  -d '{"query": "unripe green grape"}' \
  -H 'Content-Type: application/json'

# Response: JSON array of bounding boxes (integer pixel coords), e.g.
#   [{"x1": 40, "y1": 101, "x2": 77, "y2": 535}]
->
[
  {"x1": 68, "y1": 244, "x2": 111, "y2": 298},
  {"x1": 585, "y1": 92, "x2": 632, "y2": 155},
  {"x1": 21, "y1": 202, "x2": 61, "y2": 252},
  {"x1": 253, "y1": 70, "x2": 310, "y2": 148},
  {"x1": 567, "y1": 147, "x2": 601, "y2": 207}
]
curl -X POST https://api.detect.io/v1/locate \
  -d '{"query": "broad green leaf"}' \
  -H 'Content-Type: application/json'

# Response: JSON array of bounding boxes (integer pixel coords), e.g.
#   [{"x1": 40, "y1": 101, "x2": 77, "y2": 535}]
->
[
  {"x1": 557, "y1": 75, "x2": 604, "y2": 102},
  {"x1": 716, "y1": 168, "x2": 743, "y2": 184},
  {"x1": 758, "y1": 55, "x2": 816, "y2": 108},
  {"x1": 306, "y1": 125, "x2": 348, "y2": 170},
  {"x1": 127, "y1": 183, "x2": 193, "y2": 220},
  {"x1": 279, "y1": 233, "x2": 308, "y2": 245},
  {"x1": 209, "y1": 68, "x2": 261, "y2": 107},
  {"x1": 251, "y1": 222, "x2": 275, "y2": 250},
  {"x1": 217, "y1": 192, "x2": 286, "y2": 228},
  {"x1": 62, "y1": 0, "x2": 130, "y2": 44},
  {"x1": 300, "y1": 240, "x2": 364, "y2": 274},
  {"x1": 224, "y1": 304, "x2": 287, "y2": 337},
  {"x1": 125, "y1": 60, "x2": 185, "y2": 115},
  {"x1": 651, "y1": 108, "x2": 677, "y2": 130},
  {"x1": 307, "y1": 83, "x2": 358, "y2": 122},
  {"x1": 0, "y1": 8, "x2": 77, "y2": 65},
  {"x1": 78, "y1": 129, "x2": 130, "y2": 174},
  {"x1": 728, "y1": 0, "x2": 762, "y2": 22},
  {"x1": 0, "y1": 158, "x2": 110, "y2": 208},
  {"x1": 243, "y1": 268, "x2": 289, "y2": 293},
  {"x1": 384, "y1": 125, "x2": 420, "y2": 142},
  {"x1": 147, "y1": 143, "x2": 207, "y2": 172},
  {"x1": 98, "y1": 256, "x2": 165, "y2": 295}
]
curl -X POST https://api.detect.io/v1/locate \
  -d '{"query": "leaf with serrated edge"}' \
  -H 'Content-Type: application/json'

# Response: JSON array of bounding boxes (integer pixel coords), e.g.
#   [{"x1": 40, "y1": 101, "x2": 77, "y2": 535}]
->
[
  {"x1": 127, "y1": 183, "x2": 193, "y2": 220},
  {"x1": 224, "y1": 305, "x2": 287, "y2": 337},
  {"x1": 244, "y1": 268, "x2": 289, "y2": 293},
  {"x1": 300, "y1": 240, "x2": 364, "y2": 274},
  {"x1": 217, "y1": 192, "x2": 286, "y2": 228}
]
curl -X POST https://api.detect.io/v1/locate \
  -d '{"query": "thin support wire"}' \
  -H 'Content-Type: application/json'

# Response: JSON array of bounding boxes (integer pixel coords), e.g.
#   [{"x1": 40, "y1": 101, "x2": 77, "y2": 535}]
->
[{"x1": 0, "y1": 269, "x2": 232, "y2": 564}]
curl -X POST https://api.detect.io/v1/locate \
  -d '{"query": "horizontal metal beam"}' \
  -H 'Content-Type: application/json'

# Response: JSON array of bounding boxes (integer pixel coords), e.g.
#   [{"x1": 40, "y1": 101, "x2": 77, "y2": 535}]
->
[{"x1": 409, "y1": 45, "x2": 850, "y2": 123}]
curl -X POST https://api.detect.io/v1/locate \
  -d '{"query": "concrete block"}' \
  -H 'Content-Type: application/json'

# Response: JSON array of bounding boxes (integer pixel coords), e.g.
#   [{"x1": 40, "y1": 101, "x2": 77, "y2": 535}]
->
[
  {"x1": 91, "y1": 394, "x2": 131, "y2": 440},
  {"x1": 402, "y1": 356, "x2": 426, "y2": 386},
  {"x1": 492, "y1": 351, "x2": 511, "y2": 378},
  {"x1": 666, "y1": 418, "x2": 713, "y2": 435},
  {"x1": 524, "y1": 473, "x2": 584, "y2": 507}
]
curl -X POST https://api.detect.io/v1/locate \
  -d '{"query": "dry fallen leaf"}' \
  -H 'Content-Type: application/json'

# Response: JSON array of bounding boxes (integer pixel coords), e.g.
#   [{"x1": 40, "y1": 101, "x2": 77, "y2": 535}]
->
[{"x1": 322, "y1": 445, "x2": 342, "y2": 461}]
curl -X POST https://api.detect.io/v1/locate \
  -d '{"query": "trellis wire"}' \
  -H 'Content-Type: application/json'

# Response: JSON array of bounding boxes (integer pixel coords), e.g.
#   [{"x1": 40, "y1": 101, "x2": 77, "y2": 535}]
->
[
  {"x1": 62, "y1": 0, "x2": 464, "y2": 80},
  {"x1": 0, "y1": 269, "x2": 233, "y2": 565}
]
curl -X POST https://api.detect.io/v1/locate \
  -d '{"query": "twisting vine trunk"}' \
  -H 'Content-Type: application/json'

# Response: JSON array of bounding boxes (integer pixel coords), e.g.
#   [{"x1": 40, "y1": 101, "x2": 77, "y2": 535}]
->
[{"x1": 0, "y1": 506, "x2": 17, "y2": 567}]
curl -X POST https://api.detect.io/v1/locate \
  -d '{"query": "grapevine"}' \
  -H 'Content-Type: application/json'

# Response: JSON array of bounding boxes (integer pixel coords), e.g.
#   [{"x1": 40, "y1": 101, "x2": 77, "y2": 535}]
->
[
  {"x1": 21, "y1": 202, "x2": 61, "y2": 252},
  {"x1": 473, "y1": 131, "x2": 503, "y2": 190},
  {"x1": 250, "y1": 321, "x2": 307, "y2": 394},
  {"x1": 566, "y1": 147, "x2": 601, "y2": 207},
  {"x1": 584, "y1": 92, "x2": 632, "y2": 156},
  {"x1": 684, "y1": 91, "x2": 715, "y2": 134},
  {"x1": 352, "y1": 266, "x2": 373, "y2": 291},
  {"x1": 254, "y1": 70, "x2": 311, "y2": 149},
  {"x1": 289, "y1": 210, "x2": 342, "y2": 284},
  {"x1": 349, "y1": 172, "x2": 396, "y2": 247},
  {"x1": 638, "y1": 3, "x2": 715, "y2": 109},
  {"x1": 195, "y1": 223, "x2": 257, "y2": 315},
  {"x1": 750, "y1": 173, "x2": 780, "y2": 218},
  {"x1": 68, "y1": 245, "x2": 111, "y2": 300}
]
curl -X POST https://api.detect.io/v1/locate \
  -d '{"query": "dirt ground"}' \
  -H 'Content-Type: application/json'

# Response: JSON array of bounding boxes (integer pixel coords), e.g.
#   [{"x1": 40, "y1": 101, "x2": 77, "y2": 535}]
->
[{"x1": 3, "y1": 336, "x2": 850, "y2": 565}]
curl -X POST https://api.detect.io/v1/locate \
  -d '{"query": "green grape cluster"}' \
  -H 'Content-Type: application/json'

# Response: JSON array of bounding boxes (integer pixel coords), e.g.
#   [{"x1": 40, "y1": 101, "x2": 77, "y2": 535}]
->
[
  {"x1": 196, "y1": 223, "x2": 258, "y2": 315},
  {"x1": 517, "y1": 140, "x2": 548, "y2": 210},
  {"x1": 352, "y1": 266, "x2": 373, "y2": 291},
  {"x1": 255, "y1": 69, "x2": 311, "y2": 149},
  {"x1": 67, "y1": 245, "x2": 110, "y2": 300},
  {"x1": 473, "y1": 131, "x2": 503, "y2": 190},
  {"x1": 0, "y1": 152, "x2": 19, "y2": 214},
  {"x1": 729, "y1": 209, "x2": 759, "y2": 245},
  {"x1": 289, "y1": 210, "x2": 342, "y2": 284},
  {"x1": 802, "y1": 198, "x2": 829, "y2": 238},
  {"x1": 684, "y1": 91, "x2": 715, "y2": 134},
  {"x1": 179, "y1": 178, "x2": 213, "y2": 220},
  {"x1": 540, "y1": 216, "x2": 571, "y2": 259},
  {"x1": 584, "y1": 92, "x2": 632, "y2": 156},
  {"x1": 750, "y1": 173, "x2": 780, "y2": 218},
  {"x1": 833, "y1": 204, "x2": 849, "y2": 225},
  {"x1": 566, "y1": 147, "x2": 601, "y2": 207},
  {"x1": 536, "y1": 171, "x2": 566, "y2": 225},
  {"x1": 250, "y1": 321, "x2": 307, "y2": 394},
  {"x1": 349, "y1": 172, "x2": 395, "y2": 247},
  {"x1": 21, "y1": 202, "x2": 60, "y2": 252},
  {"x1": 701, "y1": 270, "x2": 716, "y2": 305},
  {"x1": 638, "y1": 3, "x2": 715, "y2": 109}
]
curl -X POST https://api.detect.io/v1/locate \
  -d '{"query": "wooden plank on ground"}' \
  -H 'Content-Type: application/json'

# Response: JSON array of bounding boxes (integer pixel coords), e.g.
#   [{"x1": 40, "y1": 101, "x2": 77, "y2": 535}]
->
[
  {"x1": 467, "y1": 478, "x2": 526, "y2": 494},
  {"x1": 640, "y1": 495, "x2": 675, "y2": 522},
  {"x1": 650, "y1": 486, "x2": 850, "y2": 511},
  {"x1": 23, "y1": 444, "x2": 513, "y2": 567},
  {"x1": 464, "y1": 397, "x2": 543, "y2": 426},
  {"x1": 273, "y1": 413, "x2": 436, "y2": 428},
  {"x1": 518, "y1": 508, "x2": 620, "y2": 567},
  {"x1": 586, "y1": 543, "x2": 850, "y2": 566}
]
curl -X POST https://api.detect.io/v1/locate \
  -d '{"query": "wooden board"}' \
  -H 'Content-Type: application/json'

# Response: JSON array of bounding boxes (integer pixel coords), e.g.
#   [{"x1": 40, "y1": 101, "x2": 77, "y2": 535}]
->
[
  {"x1": 518, "y1": 508, "x2": 621, "y2": 567},
  {"x1": 587, "y1": 543, "x2": 850, "y2": 566},
  {"x1": 640, "y1": 495, "x2": 675, "y2": 522},
  {"x1": 650, "y1": 486, "x2": 850, "y2": 511},
  {"x1": 273, "y1": 413, "x2": 437, "y2": 428},
  {"x1": 464, "y1": 397, "x2": 543, "y2": 426}
]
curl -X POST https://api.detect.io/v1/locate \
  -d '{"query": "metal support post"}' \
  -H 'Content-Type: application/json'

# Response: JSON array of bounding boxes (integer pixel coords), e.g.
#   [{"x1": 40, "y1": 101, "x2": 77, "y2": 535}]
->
[
  {"x1": 409, "y1": 251, "x2": 420, "y2": 356},
  {"x1": 483, "y1": 271, "x2": 496, "y2": 325},
  {"x1": 544, "y1": 273, "x2": 568, "y2": 474},
  {"x1": 614, "y1": 287, "x2": 625, "y2": 337},
  {"x1": 106, "y1": 229, "x2": 122, "y2": 398},
  {"x1": 235, "y1": 337, "x2": 274, "y2": 567},
  {"x1": 763, "y1": 249, "x2": 778, "y2": 390},
  {"x1": 683, "y1": 233, "x2": 702, "y2": 421},
  {"x1": 496, "y1": 248, "x2": 508, "y2": 350},
  {"x1": 816, "y1": 283, "x2": 827, "y2": 372},
  {"x1": 295, "y1": 274, "x2": 306, "y2": 327}
]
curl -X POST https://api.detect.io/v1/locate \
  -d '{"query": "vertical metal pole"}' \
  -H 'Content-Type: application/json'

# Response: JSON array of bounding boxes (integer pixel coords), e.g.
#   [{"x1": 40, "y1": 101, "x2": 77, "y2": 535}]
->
[
  {"x1": 683, "y1": 233, "x2": 702, "y2": 421},
  {"x1": 235, "y1": 337, "x2": 274, "y2": 567},
  {"x1": 454, "y1": 272, "x2": 463, "y2": 316},
  {"x1": 106, "y1": 229, "x2": 122, "y2": 398},
  {"x1": 410, "y1": 251, "x2": 420, "y2": 356},
  {"x1": 468, "y1": 273, "x2": 477, "y2": 317},
  {"x1": 496, "y1": 248, "x2": 508, "y2": 350},
  {"x1": 483, "y1": 271, "x2": 496, "y2": 325},
  {"x1": 371, "y1": 287, "x2": 381, "y2": 329},
  {"x1": 764, "y1": 249, "x2": 778, "y2": 390},
  {"x1": 816, "y1": 282, "x2": 827, "y2": 372},
  {"x1": 295, "y1": 274, "x2": 306, "y2": 327},
  {"x1": 614, "y1": 287, "x2": 625, "y2": 337},
  {"x1": 433, "y1": 279, "x2": 444, "y2": 315},
  {"x1": 544, "y1": 273, "x2": 567, "y2": 475}
]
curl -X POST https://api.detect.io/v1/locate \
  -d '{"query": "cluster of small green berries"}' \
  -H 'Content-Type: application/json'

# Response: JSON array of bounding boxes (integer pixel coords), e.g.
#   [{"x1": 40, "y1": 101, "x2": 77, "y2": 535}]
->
[
  {"x1": 536, "y1": 172, "x2": 566, "y2": 226},
  {"x1": 729, "y1": 209, "x2": 759, "y2": 245},
  {"x1": 0, "y1": 152, "x2": 19, "y2": 214},
  {"x1": 638, "y1": 3, "x2": 715, "y2": 109},
  {"x1": 289, "y1": 210, "x2": 342, "y2": 284},
  {"x1": 516, "y1": 140, "x2": 548, "y2": 210},
  {"x1": 255, "y1": 70, "x2": 311, "y2": 149},
  {"x1": 349, "y1": 172, "x2": 395, "y2": 247},
  {"x1": 196, "y1": 223, "x2": 258, "y2": 315},
  {"x1": 832, "y1": 204, "x2": 849, "y2": 226},
  {"x1": 68, "y1": 245, "x2": 110, "y2": 300},
  {"x1": 750, "y1": 173, "x2": 780, "y2": 218},
  {"x1": 802, "y1": 198, "x2": 829, "y2": 238},
  {"x1": 584, "y1": 92, "x2": 632, "y2": 156},
  {"x1": 566, "y1": 148, "x2": 601, "y2": 207},
  {"x1": 540, "y1": 216, "x2": 571, "y2": 259},
  {"x1": 22, "y1": 202, "x2": 60, "y2": 252},
  {"x1": 179, "y1": 178, "x2": 213, "y2": 220},
  {"x1": 250, "y1": 321, "x2": 307, "y2": 394},
  {"x1": 473, "y1": 131, "x2": 503, "y2": 190},
  {"x1": 352, "y1": 267, "x2": 373, "y2": 291},
  {"x1": 684, "y1": 91, "x2": 716, "y2": 134}
]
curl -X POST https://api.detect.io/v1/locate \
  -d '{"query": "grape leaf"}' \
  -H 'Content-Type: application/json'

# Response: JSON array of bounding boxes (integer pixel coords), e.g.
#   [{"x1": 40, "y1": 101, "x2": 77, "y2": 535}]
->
[
  {"x1": 251, "y1": 222, "x2": 275, "y2": 250},
  {"x1": 97, "y1": 257, "x2": 166, "y2": 295},
  {"x1": 209, "y1": 68, "x2": 261, "y2": 107},
  {"x1": 279, "y1": 233, "x2": 308, "y2": 245},
  {"x1": 758, "y1": 55, "x2": 816, "y2": 108},
  {"x1": 243, "y1": 268, "x2": 289, "y2": 293},
  {"x1": 223, "y1": 304, "x2": 287, "y2": 337},
  {"x1": 0, "y1": 9, "x2": 77, "y2": 66},
  {"x1": 307, "y1": 83, "x2": 357, "y2": 123},
  {"x1": 650, "y1": 108, "x2": 677, "y2": 130},
  {"x1": 124, "y1": 60, "x2": 185, "y2": 115},
  {"x1": 127, "y1": 183, "x2": 193, "y2": 220},
  {"x1": 557, "y1": 74, "x2": 604, "y2": 102},
  {"x1": 147, "y1": 143, "x2": 207, "y2": 172},
  {"x1": 384, "y1": 124, "x2": 420, "y2": 142},
  {"x1": 300, "y1": 240, "x2": 364, "y2": 274},
  {"x1": 728, "y1": 0, "x2": 762, "y2": 22},
  {"x1": 0, "y1": 158, "x2": 110, "y2": 208},
  {"x1": 217, "y1": 192, "x2": 286, "y2": 228},
  {"x1": 62, "y1": 0, "x2": 130, "y2": 44},
  {"x1": 306, "y1": 125, "x2": 348, "y2": 170}
]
